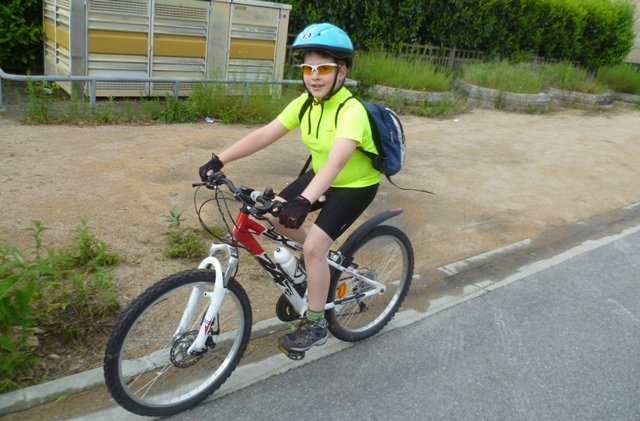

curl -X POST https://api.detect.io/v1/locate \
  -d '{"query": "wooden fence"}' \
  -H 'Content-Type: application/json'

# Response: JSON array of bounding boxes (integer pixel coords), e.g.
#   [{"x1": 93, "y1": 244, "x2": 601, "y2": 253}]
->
[{"x1": 286, "y1": 39, "x2": 568, "y2": 71}]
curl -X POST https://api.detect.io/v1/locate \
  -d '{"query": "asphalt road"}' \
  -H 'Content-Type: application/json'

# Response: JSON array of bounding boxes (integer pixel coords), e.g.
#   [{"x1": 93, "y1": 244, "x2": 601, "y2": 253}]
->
[{"x1": 167, "y1": 225, "x2": 640, "y2": 421}]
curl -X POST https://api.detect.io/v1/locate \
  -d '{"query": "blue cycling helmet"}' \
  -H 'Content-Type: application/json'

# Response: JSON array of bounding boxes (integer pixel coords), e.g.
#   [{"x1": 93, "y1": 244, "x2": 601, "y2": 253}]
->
[{"x1": 292, "y1": 23, "x2": 354, "y2": 67}]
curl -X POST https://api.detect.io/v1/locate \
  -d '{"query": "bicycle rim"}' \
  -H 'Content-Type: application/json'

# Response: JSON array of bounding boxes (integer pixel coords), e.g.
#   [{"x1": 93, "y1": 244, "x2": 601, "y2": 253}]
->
[
  {"x1": 104, "y1": 270, "x2": 251, "y2": 417},
  {"x1": 327, "y1": 225, "x2": 413, "y2": 342}
]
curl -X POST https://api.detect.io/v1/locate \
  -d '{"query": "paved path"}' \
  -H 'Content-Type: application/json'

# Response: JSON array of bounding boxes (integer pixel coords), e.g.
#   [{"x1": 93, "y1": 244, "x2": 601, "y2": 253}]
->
[{"x1": 168, "y1": 224, "x2": 640, "y2": 421}]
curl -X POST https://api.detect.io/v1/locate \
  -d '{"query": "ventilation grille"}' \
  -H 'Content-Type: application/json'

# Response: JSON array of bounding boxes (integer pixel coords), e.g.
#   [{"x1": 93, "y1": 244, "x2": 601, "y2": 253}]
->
[
  {"x1": 155, "y1": 4, "x2": 207, "y2": 21},
  {"x1": 89, "y1": 0, "x2": 148, "y2": 16}
]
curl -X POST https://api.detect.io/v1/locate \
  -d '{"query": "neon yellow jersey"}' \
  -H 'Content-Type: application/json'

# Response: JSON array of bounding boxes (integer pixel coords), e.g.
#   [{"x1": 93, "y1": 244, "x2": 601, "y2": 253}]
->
[{"x1": 278, "y1": 87, "x2": 381, "y2": 188}]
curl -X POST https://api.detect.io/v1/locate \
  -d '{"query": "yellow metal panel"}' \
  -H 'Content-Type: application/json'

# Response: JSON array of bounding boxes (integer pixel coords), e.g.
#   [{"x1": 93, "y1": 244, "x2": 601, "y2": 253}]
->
[
  {"x1": 154, "y1": 34, "x2": 206, "y2": 58},
  {"x1": 44, "y1": 19, "x2": 55, "y2": 41},
  {"x1": 88, "y1": 30, "x2": 148, "y2": 55},
  {"x1": 229, "y1": 38, "x2": 275, "y2": 60},
  {"x1": 56, "y1": 25, "x2": 70, "y2": 50}
]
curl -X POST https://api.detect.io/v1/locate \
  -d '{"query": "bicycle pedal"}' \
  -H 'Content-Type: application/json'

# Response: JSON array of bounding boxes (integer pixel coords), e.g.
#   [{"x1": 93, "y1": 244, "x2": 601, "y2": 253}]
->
[{"x1": 278, "y1": 344, "x2": 305, "y2": 361}]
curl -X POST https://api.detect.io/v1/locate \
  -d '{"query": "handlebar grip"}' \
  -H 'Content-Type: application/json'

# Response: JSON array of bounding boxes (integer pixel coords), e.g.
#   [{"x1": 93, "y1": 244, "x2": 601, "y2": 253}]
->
[{"x1": 250, "y1": 190, "x2": 262, "y2": 202}]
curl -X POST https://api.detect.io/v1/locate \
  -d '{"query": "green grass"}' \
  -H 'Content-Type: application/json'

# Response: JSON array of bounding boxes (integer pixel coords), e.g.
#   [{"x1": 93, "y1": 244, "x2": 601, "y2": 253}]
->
[
  {"x1": 350, "y1": 50, "x2": 453, "y2": 92},
  {"x1": 596, "y1": 63, "x2": 640, "y2": 95},
  {"x1": 462, "y1": 61, "x2": 545, "y2": 94},
  {"x1": 539, "y1": 62, "x2": 608, "y2": 94},
  {"x1": 462, "y1": 60, "x2": 614, "y2": 95}
]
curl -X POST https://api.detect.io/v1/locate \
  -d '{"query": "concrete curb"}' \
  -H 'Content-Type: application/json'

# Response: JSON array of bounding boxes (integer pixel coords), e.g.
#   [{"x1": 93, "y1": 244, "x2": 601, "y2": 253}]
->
[
  {"x1": 369, "y1": 84, "x2": 454, "y2": 104},
  {"x1": 453, "y1": 79, "x2": 550, "y2": 112},
  {"x1": 546, "y1": 87, "x2": 613, "y2": 107},
  {"x1": 612, "y1": 90, "x2": 640, "y2": 105}
]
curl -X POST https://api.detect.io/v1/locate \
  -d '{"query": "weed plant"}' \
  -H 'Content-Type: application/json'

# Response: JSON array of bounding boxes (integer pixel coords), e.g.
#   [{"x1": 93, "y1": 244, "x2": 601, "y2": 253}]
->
[
  {"x1": 21, "y1": 81, "x2": 301, "y2": 125},
  {"x1": 0, "y1": 219, "x2": 120, "y2": 392},
  {"x1": 162, "y1": 208, "x2": 207, "y2": 259},
  {"x1": 350, "y1": 51, "x2": 453, "y2": 92},
  {"x1": 596, "y1": 64, "x2": 640, "y2": 95}
]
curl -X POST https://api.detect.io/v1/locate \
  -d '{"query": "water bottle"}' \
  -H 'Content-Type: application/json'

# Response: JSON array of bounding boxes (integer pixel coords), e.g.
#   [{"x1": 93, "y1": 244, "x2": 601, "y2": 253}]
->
[{"x1": 273, "y1": 247, "x2": 306, "y2": 284}]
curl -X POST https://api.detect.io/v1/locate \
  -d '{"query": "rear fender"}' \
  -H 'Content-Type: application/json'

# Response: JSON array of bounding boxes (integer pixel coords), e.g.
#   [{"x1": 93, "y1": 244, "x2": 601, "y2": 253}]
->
[{"x1": 338, "y1": 208, "x2": 404, "y2": 253}]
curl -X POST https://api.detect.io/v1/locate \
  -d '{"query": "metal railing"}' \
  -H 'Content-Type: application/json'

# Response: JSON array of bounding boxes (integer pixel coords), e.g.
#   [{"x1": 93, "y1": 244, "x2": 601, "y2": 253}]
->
[{"x1": 0, "y1": 68, "x2": 357, "y2": 109}]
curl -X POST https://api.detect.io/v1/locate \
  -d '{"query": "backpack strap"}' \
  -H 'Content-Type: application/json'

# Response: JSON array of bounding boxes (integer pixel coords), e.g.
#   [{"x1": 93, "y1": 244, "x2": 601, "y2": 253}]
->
[
  {"x1": 298, "y1": 95, "x2": 314, "y2": 123},
  {"x1": 335, "y1": 96, "x2": 380, "y2": 160},
  {"x1": 297, "y1": 95, "x2": 315, "y2": 176},
  {"x1": 385, "y1": 175, "x2": 434, "y2": 194}
]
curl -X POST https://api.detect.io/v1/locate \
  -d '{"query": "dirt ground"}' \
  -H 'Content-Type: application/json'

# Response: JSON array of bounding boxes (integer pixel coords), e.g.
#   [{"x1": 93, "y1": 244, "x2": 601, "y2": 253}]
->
[{"x1": 2, "y1": 105, "x2": 640, "y2": 401}]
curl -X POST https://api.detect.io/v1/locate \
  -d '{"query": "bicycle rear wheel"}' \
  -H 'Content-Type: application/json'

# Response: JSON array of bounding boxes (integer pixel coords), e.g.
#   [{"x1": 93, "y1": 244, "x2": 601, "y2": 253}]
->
[
  {"x1": 326, "y1": 225, "x2": 413, "y2": 342},
  {"x1": 103, "y1": 269, "x2": 251, "y2": 417}
]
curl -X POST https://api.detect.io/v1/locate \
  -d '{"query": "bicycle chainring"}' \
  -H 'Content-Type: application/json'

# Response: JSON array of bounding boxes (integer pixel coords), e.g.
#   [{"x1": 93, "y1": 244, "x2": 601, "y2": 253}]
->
[{"x1": 275, "y1": 294, "x2": 300, "y2": 322}]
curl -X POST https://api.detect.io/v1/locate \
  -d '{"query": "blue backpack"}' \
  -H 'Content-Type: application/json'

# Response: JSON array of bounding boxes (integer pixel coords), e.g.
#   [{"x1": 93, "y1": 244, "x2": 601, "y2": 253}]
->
[{"x1": 298, "y1": 96, "x2": 433, "y2": 194}]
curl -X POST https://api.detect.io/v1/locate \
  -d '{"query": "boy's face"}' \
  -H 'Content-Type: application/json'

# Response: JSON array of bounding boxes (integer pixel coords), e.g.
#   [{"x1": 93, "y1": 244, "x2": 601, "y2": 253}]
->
[{"x1": 302, "y1": 51, "x2": 347, "y2": 99}]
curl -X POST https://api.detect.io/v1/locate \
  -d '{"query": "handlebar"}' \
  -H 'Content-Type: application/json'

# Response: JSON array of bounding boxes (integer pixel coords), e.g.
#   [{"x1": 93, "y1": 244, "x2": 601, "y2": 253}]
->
[{"x1": 193, "y1": 172, "x2": 282, "y2": 217}]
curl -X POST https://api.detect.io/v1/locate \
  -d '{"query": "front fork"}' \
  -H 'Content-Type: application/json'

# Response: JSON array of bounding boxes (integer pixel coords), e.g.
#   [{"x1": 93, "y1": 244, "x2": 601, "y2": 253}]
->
[{"x1": 181, "y1": 244, "x2": 238, "y2": 355}]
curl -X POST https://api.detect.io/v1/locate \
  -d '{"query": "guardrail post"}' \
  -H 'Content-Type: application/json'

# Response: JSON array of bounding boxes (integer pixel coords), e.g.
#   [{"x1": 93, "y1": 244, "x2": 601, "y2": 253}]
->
[{"x1": 90, "y1": 80, "x2": 97, "y2": 108}]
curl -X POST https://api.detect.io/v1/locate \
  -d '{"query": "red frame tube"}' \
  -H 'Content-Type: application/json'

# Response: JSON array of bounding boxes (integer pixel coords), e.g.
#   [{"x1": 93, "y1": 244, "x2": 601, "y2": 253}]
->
[{"x1": 231, "y1": 212, "x2": 267, "y2": 255}]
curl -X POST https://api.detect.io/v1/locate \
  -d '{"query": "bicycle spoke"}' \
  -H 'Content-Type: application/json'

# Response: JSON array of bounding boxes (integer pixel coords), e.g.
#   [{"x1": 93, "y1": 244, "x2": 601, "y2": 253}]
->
[{"x1": 104, "y1": 271, "x2": 252, "y2": 417}]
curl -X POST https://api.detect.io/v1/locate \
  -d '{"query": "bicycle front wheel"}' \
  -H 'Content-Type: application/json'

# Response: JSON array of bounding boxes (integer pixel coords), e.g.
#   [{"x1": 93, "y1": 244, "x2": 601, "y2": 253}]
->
[
  {"x1": 103, "y1": 269, "x2": 252, "y2": 417},
  {"x1": 327, "y1": 225, "x2": 414, "y2": 342}
]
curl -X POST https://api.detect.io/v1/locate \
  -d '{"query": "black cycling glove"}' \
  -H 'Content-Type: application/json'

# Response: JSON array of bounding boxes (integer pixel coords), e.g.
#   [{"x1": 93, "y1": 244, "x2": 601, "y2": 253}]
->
[
  {"x1": 278, "y1": 195, "x2": 311, "y2": 229},
  {"x1": 198, "y1": 154, "x2": 224, "y2": 181}
]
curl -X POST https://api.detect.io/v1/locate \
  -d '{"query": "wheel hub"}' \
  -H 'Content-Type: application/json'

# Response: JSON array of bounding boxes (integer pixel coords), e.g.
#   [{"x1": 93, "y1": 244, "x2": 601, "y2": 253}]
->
[{"x1": 170, "y1": 330, "x2": 205, "y2": 368}]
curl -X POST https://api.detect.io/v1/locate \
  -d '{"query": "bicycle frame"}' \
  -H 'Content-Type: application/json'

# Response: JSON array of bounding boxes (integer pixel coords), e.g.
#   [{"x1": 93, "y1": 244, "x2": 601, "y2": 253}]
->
[{"x1": 185, "y1": 207, "x2": 387, "y2": 355}]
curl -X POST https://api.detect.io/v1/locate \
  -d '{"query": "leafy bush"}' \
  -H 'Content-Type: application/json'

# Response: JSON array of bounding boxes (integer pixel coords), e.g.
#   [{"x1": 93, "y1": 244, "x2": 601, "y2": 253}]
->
[
  {"x1": 0, "y1": 0, "x2": 43, "y2": 71},
  {"x1": 282, "y1": 0, "x2": 635, "y2": 68}
]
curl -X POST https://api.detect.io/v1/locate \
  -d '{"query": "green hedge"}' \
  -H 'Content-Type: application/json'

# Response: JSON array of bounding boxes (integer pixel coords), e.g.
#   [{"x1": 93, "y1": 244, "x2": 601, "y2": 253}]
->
[
  {"x1": 284, "y1": 0, "x2": 427, "y2": 50},
  {"x1": 279, "y1": 0, "x2": 636, "y2": 68},
  {"x1": 1, "y1": 0, "x2": 635, "y2": 73}
]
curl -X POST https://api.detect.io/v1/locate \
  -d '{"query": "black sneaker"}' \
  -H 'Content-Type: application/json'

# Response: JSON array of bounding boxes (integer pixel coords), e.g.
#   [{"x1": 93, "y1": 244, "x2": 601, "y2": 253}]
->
[{"x1": 278, "y1": 318, "x2": 328, "y2": 352}]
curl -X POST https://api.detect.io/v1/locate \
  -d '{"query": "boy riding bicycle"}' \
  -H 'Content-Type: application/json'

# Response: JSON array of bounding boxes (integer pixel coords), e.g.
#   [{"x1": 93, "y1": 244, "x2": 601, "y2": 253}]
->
[{"x1": 198, "y1": 23, "x2": 380, "y2": 356}]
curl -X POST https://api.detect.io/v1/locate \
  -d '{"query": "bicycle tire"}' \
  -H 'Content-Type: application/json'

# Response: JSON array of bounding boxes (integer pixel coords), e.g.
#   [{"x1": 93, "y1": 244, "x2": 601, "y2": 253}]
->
[
  {"x1": 103, "y1": 269, "x2": 252, "y2": 417},
  {"x1": 326, "y1": 225, "x2": 413, "y2": 342}
]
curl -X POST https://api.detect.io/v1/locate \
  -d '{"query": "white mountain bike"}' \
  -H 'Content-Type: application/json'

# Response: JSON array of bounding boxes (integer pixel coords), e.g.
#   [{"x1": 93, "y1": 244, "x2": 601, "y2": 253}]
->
[{"x1": 103, "y1": 172, "x2": 414, "y2": 416}]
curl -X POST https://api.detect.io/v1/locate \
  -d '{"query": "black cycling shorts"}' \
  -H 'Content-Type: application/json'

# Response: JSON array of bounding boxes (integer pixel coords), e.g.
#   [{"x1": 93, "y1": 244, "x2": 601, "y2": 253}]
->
[{"x1": 279, "y1": 170, "x2": 379, "y2": 240}]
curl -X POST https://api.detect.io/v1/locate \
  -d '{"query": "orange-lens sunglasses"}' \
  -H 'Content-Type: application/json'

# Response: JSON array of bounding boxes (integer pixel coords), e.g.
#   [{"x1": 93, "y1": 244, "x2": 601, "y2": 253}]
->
[{"x1": 299, "y1": 63, "x2": 339, "y2": 77}]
